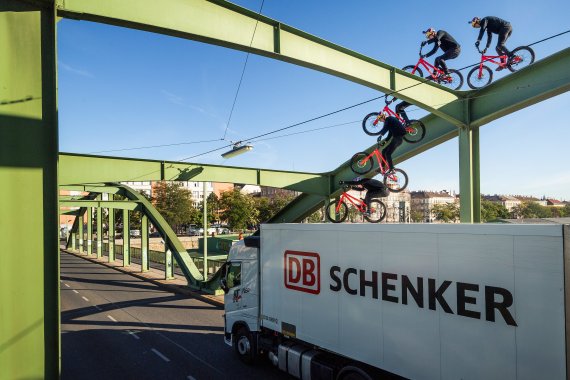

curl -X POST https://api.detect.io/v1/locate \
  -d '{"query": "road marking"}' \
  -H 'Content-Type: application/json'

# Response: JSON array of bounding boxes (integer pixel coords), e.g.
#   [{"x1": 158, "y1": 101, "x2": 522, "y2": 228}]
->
[
  {"x1": 82, "y1": 296, "x2": 89, "y2": 302},
  {"x1": 151, "y1": 348, "x2": 170, "y2": 362},
  {"x1": 64, "y1": 283, "x2": 70, "y2": 287},
  {"x1": 187, "y1": 376, "x2": 196, "y2": 380},
  {"x1": 72, "y1": 290, "x2": 79, "y2": 294},
  {"x1": 128, "y1": 330, "x2": 140, "y2": 340},
  {"x1": 107, "y1": 315, "x2": 117, "y2": 322}
]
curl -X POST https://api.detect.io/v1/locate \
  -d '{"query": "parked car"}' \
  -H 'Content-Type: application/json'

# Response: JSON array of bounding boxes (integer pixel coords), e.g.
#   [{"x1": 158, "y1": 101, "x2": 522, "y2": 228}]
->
[{"x1": 130, "y1": 229, "x2": 141, "y2": 237}]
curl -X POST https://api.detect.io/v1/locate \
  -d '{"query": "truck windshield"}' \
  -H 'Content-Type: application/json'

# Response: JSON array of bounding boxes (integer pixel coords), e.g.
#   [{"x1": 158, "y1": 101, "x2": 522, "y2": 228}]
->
[{"x1": 226, "y1": 262, "x2": 241, "y2": 288}]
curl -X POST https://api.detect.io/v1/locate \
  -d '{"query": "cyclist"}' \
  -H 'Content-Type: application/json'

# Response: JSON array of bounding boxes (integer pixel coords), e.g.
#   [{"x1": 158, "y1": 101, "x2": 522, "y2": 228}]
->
[
  {"x1": 342, "y1": 177, "x2": 389, "y2": 214},
  {"x1": 395, "y1": 100, "x2": 411, "y2": 125},
  {"x1": 421, "y1": 28, "x2": 461, "y2": 78},
  {"x1": 376, "y1": 112, "x2": 407, "y2": 173},
  {"x1": 469, "y1": 16, "x2": 513, "y2": 71}
]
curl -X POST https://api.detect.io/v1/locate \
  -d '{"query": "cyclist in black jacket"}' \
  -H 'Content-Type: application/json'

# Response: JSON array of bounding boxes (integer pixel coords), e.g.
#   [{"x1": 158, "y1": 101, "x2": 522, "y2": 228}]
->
[
  {"x1": 342, "y1": 177, "x2": 389, "y2": 214},
  {"x1": 470, "y1": 16, "x2": 513, "y2": 71},
  {"x1": 376, "y1": 113, "x2": 407, "y2": 173},
  {"x1": 421, "y1": 28, "x2": 461, "y2": 77}
]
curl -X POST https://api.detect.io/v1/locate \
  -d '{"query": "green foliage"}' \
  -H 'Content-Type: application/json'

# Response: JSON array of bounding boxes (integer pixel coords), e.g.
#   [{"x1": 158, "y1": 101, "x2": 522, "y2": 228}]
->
[
  {"x1": 219, "y1": 189, "x2": 259, "y2": 230},
  {"x1": 254, "y1": 193, "x2": 295, "y2": 223},
  {"x1": 510, "y1": 201, "x2": 552, "y2": 219},
  {"x1": 306, "y1": 208, "x2": 324, "y2": 223},
  {"x1": 152, "y1": 181, "x2": 196, "y2": 231},
  {"x1": 431, "y1": 203, "x2": 459, "y2": 223},
  {"x1": 410, "y1": 210, "x2": 424, "y2": 223},
  {"x1": 480, "y1": 200, "x2": 509, "y2": 222}
]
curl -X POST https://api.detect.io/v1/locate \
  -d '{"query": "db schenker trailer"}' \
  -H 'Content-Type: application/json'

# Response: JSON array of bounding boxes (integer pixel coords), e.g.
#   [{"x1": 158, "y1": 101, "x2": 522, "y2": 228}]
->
[{"x1": 221, "y1": 223, "x2": 569, "y2": 380}]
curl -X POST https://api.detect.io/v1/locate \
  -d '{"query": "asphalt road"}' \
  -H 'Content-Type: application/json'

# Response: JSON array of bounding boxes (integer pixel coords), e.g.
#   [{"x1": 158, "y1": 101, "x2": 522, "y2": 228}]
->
[{"x1": 61, "y1": 252, "x2": 290, "y2": 380}]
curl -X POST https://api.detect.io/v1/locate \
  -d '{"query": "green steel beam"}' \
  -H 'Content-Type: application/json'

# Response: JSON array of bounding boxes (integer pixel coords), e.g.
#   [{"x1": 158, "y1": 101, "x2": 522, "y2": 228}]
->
[
  {"x1": 108, "y1": 207, "x2": 115, "y2": 262},
  {"x1": 0, "y1": 3, "x2": 59, "y2": 379},
  {"x1": 86, "y1": 207, "x2": 93, "y2": 255},
  {"x1": 54, "y1": 0, "x2": 465, "y2": 126},
  {"x1": 59, "y1": 153, "x2": 330, "y2": 195},
  {"x1": 60, "y1": 199, "x2": 142, "y2": 211},
  {"x1": 60, "y1": 184, "x2": 123, "y2": 194},
  {"x1": 469, "y1": 47, "x2": 570, "y2": 127},
  {"x1": 122, "y1": 209, "x2": 130, "y2": 266},
  {"x1": 96, "y1": 206, "x2": 103, "y2": 258},
  {"x1": 141, "y1": 215, "x2": 149, "y2": 272}
]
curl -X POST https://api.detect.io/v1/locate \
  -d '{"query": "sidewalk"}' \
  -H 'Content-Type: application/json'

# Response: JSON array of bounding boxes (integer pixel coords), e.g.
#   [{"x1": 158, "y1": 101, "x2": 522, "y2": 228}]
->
[{"x1": 62, "y1": 248, "x2": 224, "y2": 307}]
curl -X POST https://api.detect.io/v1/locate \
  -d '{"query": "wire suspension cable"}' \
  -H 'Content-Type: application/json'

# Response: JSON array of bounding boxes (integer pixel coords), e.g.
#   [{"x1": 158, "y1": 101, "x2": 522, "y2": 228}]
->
[{"x1": 221, "y1": 0, "x2": 265, "y2": 141}]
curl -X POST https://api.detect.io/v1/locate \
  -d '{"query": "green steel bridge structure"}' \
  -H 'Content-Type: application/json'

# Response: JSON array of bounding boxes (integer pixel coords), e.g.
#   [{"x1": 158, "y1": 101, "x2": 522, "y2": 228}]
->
[{"x1": 1, "y1": 0, "x2": 569, "y2": 378}]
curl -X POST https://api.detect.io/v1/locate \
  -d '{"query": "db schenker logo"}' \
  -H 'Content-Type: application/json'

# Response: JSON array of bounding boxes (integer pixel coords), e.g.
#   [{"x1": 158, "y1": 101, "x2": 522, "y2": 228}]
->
[{"x1": 284, "y1": 250, "x2": 320, "y2": 294}]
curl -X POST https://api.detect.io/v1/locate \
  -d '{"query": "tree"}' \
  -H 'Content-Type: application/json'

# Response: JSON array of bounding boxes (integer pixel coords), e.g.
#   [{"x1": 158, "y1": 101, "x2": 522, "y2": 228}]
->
[
  {"x1": 254, "y1": 193, "x2": 295, "y2": 223},
  {"x1": 306, "y1": 208, "x2": 324, "y2": 223},
  {"x1": 219, "y1": 190, "x2": 259, "y2": 230},
  {"x1": 480, "y1": 200, "x2": 509, "y2": 222},
  {"x1": 511, "y1": 201, "x2": 552, "y2": 219},
  {"x1": 410, "y1": 210, "x2": 424, "y2": 223},
  {"x1": 431, "y1": 203, "x2": 459, "y2": 223},
  {"x1": 152, "y1": 181, "x2": 196, "y2": 233}
]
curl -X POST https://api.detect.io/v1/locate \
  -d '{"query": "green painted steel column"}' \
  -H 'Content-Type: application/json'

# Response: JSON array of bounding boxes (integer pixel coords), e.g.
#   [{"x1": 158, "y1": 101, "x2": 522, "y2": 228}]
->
[
  {"x1": 458, "y1": 126, "x2": 474, "y2": 223},
  {"x1": 472, "y1": 127, "x2": 481, "y2": 222},
  {"x1": 0, "y1": 3, "x2": 59, "y2": 379},
  {"x1": 122, "y1": 209, "x2": 130, "y2": 266},
  {"x1": 78, "y1": 213, "x2": 84, "y2": 253},
  {"x1": 203, "y1": 181, "x2": 208, "y2": 276},
  {"x1": 71, "y1": 231, "x2": 76, "y2": 250},
  {"x1": 108, "y1": 208, "x2": 115, "y2": 262},
  {"x1": 141, "y1": 214, "x2": 149, "y2": 272},
  {"x1": 96, "y1": 207, "x2": 102, "y2": 258},
  {"x1": 165, "y1": 247, "x2": 174, "y2": 280},
  {"x1": 86, "y1": 207, "x2": 93, "y2": 255}
]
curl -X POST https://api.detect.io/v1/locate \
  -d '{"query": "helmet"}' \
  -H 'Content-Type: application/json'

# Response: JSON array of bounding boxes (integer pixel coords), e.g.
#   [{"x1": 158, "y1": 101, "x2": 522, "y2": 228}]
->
[
  {"x1": 422, "y1": 28, "x2": 436, "y2": 38},
  {"x1": 469, "y1": 17, "x2": 480, "y2": 27}
]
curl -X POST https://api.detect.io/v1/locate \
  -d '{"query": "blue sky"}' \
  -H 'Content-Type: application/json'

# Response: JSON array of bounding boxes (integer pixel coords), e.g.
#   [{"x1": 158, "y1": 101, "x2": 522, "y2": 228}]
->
[{"x1": 57, "y1": 0, "x2": 570, "y2": 200}]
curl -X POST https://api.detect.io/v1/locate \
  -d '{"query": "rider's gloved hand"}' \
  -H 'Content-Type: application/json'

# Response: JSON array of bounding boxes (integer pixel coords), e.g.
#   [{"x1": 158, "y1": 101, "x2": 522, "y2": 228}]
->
[
  {"x1": 482, "y1": 48, "x2": 487, "y2": 54},
  {"x1": 421, "y1": 41, "x2": 427, "y2": 47},
  {"x1": 475, "y1": 40, "x2": 480, "y2": 47},
  {"x1": 420, "y1": 54, "x2": 426, "y2": 58}
]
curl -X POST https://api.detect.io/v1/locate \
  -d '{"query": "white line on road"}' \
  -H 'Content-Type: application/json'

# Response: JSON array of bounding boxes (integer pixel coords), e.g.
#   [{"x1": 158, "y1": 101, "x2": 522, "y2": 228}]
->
[
  {"x1": 82, "y1": 296, "x2": 89, "y2": 302},
  {"x1": 151, "y1": 348, "x2": 170, "y2": 362},
  {"x1": 72, "y1": 290, "x2": 79, "y2": 294},
  {"x1": 187, "y1": 376, "x2": 196, "y2": 380},
  {"x1": 107, "y1": 315, "x2": 117, "y2": 322},
  {"x1": 128, "y1": 331, "x2": 140, "y2": 340},
  {"x1": 64, "y1": 283, "x2": 70, "y2": 287}
]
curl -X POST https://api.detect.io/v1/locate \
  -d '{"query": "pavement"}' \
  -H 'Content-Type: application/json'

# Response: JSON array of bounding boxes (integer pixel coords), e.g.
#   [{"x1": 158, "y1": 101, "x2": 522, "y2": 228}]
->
[{"x1": 62, "y1": 248, "x2": 225, "y2": 307}]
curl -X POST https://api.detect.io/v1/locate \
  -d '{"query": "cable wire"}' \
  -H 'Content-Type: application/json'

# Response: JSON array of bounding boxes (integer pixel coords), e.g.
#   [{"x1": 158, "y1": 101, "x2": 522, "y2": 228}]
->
[{"x1": 221, "y1": 0, "x2": 265, "y2": 141}]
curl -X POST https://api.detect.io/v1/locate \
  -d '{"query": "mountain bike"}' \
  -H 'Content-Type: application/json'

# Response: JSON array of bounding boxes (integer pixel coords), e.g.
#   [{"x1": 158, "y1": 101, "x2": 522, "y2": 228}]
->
[
  {"x1": 350, "y1": 142, "x2": 408, "y2": 192},
  {"x1": 362, "y1": 95, "x2": 426, "y2": 144},
  {"x1": 402, "y1": 44, "x2": 463, "y2": 90},
  {"x1": 325, "y1": 181, "x2": 387, "y2": 223},
  {"x1": 467, "y1": 46, "x2": 535, "y2": 89}
]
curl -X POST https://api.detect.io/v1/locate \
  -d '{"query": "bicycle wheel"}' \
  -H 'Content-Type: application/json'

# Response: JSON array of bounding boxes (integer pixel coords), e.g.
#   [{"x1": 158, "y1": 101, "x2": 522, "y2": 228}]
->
[
  {"x1": 402, "y1": 65, "x2": 424, "y2": 78},
  {"x1": 467, "y1": 65, "x2": 493, "y2": 89},
  {"x1": 363, "y1": 199, "x2": 387, "y2": 223},
  {"x1": 325, "y1": 200, "x2": 348, "y2": 223},
  {"x1": 350, "y1": 152, "x2": 373, "y2": 175},
  {"x1": 437, "y1": 69, "x2": 463, "y2": 90},
  {"x1": 383, "y1": 168, "x2": 408, "y2": 193},
  {"x1": 403, "y1": 119, "x2": 426, "y2": 144},
  {"x1": 508, "y1": 46, "x2": 535, "y2": 72},
  {"x1": 362, "y1": 112, "x2": 383, "y2": 136}
]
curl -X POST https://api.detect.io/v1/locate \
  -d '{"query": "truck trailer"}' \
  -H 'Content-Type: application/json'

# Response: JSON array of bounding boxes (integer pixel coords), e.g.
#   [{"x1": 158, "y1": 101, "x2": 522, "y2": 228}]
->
[{"x1": 221, "y1": 223, "x2": 569, "y2": 379}]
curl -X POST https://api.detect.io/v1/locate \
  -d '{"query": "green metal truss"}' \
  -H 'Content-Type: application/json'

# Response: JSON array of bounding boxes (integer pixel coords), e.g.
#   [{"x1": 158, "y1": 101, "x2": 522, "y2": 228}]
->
[
  {"x1": 60, "y1": 183, "x2": 221, "y2": 292},
  {"x1": 53, "y1": 0, "x2": 465, "y2": 126}
]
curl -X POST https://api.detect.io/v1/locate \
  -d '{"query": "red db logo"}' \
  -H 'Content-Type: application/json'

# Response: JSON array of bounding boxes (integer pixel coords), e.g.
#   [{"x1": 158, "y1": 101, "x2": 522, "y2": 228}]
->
[{"x1": 284, "y1": 250, "x2": 320, "y2": 294}]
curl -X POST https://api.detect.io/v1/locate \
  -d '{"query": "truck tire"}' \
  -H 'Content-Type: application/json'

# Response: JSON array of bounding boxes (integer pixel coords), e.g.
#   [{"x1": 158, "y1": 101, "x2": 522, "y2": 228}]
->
[
  {"x1": 337, "y1": 366, "x2": 373, "y2": 380},
  {"x1": 234, "y1": 327, "x2": 256, "y2": 364}
]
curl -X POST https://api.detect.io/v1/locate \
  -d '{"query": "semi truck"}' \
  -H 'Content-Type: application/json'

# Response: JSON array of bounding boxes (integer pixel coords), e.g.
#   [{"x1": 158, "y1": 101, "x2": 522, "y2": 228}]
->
[{"x1": 221, "y1": 223, "x2": 569, "y2": 380}]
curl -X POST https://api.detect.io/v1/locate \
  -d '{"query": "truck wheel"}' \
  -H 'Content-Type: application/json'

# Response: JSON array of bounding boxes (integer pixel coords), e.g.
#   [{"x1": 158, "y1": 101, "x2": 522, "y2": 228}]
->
[
  {"x1": 234, "y1": 327, "x2": 256, "y2": 364},
  {"x1": 338, "y1": 366, "x2": 373, "y2": 380}
]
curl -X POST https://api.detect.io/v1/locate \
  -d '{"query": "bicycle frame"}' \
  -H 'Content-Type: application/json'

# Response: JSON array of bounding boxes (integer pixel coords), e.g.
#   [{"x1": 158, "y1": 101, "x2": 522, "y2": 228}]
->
[
  {"x1": 409, "y1": 57, "x2": 444, "y2": 80},
  {"x1": 475, "y1": 53, "x2": 507, "y2": 76},
  {"x1": 372, "y1": 99, "x2": 415, "y2": 134},
  {"x1": 337, "y1": 191, "x2": 366, "y2": 213},
  {"x1": 358, "y1": 148, "x2": 390, "y2": 175}
]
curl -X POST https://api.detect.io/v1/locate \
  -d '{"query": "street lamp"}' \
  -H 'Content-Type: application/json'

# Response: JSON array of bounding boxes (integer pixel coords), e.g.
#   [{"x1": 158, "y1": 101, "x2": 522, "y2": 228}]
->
[{"x1": 221, "y1": 142, "x2": 253, "y2": 159}]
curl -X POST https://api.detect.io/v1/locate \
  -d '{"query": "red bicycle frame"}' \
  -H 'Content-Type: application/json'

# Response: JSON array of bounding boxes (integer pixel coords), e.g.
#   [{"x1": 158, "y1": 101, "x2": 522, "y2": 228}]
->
[
  {"x1": 336, "y1": 191, "x2": 367, "y2": 213},
  {"x1": 357, "y1": 148, "x2": 390, "y2": 175},
  {"x1": 372, "y1": 98, "x2": 415, "y2": 134},
  {"x1": 474, "y1": 53, "x2": 507, "y2": 77},
  {"x1": 408, "y1": 57, "x2": 444, "y2": 81}
]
